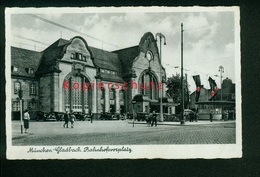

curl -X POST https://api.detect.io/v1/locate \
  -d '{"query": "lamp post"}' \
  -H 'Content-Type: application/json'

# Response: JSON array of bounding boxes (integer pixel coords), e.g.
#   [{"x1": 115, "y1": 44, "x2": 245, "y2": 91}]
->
[
  {"x1": 18, "y1": 89, "x2": 23, "y2": 134},
  {"x1": 132, "y1": 100, "x2": 136, "y2": 127},
  {"x1": 155, "y1": 33, "x2": 166, "y2": 122},
  {"x1": 180, "y1": 23, "x2": 185, "y2": 124}
]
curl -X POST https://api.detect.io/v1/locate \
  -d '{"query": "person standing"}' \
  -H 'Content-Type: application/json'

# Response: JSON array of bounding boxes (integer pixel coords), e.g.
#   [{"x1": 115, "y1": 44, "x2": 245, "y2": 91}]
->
[
  {"x1": 23, "y1": 109, "x2": 30, "y2": 133},
  {"x1": 151, "y1": 111, "x2": 157, "y2": 127},
  {"x1": 70, "y1": 112, "x2": 76, "y2": 128},
  {"x1": 195, "y1": 112, "x2": 199, "y2": 122},
  {"x1": 63, "y1": 111, "x2": 69, "y2": 128},
  {"x1": 210, "y1": 111, "x2": 213, "y2": 122}
]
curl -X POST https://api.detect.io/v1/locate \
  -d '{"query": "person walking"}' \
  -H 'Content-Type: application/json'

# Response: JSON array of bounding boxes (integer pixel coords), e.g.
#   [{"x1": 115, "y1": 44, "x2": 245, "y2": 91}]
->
[
  {"x1": 23, "y1": 109, "x2": 30, "y2": 133},
  {"x1": 210, "y1": 111, "x2": 213, "y2": 122},
  {"x1": 151, "y1": 111, "x2": 157, "y2": 127},
  {"x1": 70, "y1": 112, "x2": 76, "y2": 128},
  {"x1": 63, "y1": 111, "x2": 69, "y2": 128}
]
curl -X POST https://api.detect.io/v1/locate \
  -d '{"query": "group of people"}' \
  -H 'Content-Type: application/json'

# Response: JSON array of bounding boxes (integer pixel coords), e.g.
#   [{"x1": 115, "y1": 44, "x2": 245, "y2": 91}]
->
[
  {"x1": 63, "y1": 111, "x2": 76, "y2": 128},
  {"x1": 186, "y1": 112, "x2": 199, "y2": 122},
  {"x1": 146, "y1": 111, "x2": 158, "y2": 127}
]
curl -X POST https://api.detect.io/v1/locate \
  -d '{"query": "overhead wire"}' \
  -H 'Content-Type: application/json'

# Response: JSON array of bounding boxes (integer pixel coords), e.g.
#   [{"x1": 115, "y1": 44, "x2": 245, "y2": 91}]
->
[{"x1": 26, "y1": 13, "x2": 118, "y2": 48}]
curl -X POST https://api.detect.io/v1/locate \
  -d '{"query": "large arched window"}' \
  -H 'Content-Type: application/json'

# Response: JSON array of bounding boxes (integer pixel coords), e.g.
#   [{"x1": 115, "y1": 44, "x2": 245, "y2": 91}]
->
[
  {"x1": 109, "y1": 88, "x2": 116, "y2": 113},
  {"x1": 139, "y1": 71, "x2": 158, "y2": 100},
  {"x1": 63, "y1": 75, "x2": 91, "y2": 113},
  {"x1": 101, "y1": 87, "x2": 105, "y2": 112}
]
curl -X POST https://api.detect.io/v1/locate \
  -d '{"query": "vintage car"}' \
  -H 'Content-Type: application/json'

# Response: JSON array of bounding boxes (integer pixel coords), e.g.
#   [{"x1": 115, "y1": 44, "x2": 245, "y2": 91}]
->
[
  {"x1": 35, "y1": 111, "x2": 56, "y2": 121},
  {"x1": 73, "y1": 112, "x2": 91, "y2": 121},
  {"x1": 136, "y1": 112, "x2": 149, "y2": 121},
  {"x1": 99, "y1": 112, "x2": 119, "y2": 120}
]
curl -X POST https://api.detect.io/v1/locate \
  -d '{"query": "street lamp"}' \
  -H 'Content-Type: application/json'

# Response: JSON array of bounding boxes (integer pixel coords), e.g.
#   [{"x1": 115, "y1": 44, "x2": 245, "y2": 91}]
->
[
  {"x1": 155, "y1": 33, "x2": 166, "y2": 122},
  {"x1": 132, "y1": 100, "x2": 136, "y2": 127},
  {"x1": 18, "y1": 89, "x2": 23, "y2": 134},
  {"x1": 180, "y1": 23, "x2": 185, "y2": 124}
]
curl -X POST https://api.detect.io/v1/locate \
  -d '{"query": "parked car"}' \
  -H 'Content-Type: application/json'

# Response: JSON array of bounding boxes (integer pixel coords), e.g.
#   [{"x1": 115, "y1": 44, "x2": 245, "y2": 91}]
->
[
  {"x1": 35, "y1": 111, "x2": 47, "y2": 121},
  {"x1": 136, "y1": 112, "x2": 149, "y2": 121},
  {"x1": 73, "y1": 112, "x2": 90, "y2": 121},
  {"x1": 45, "y1": 112, "x2": 57, "y2": 121},
  {"x1": 100, "y1": 112, "x2": 119, "y2": 120},
  {"x1": 35, "y1": 111, "x2": 56, "y2": 121},
  {"x1": 54, "y1": 112, "x2": 65, "y2": 121}
]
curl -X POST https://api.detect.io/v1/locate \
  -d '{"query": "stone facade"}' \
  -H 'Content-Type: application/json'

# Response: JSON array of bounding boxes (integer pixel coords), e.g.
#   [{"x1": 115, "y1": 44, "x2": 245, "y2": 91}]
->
[{"x1": 11, "y1": 33, "x2": 176, "y2": 120}]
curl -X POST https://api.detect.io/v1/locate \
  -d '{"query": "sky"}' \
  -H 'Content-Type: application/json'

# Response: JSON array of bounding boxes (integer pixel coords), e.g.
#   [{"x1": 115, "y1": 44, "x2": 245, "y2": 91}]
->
[{"x1": 8, "y1": 7, "x2": 240, "y2": 91}]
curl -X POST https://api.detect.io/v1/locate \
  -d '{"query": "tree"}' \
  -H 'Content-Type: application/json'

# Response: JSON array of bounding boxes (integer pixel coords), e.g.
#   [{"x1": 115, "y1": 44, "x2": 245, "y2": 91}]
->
[{"x1": 166, "y1": 74, "x2": 190, "y2": 113}]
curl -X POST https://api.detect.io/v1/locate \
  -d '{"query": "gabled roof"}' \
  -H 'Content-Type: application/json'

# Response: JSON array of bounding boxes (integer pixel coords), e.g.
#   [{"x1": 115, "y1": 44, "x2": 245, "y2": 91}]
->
[
  {"x1": 90, "y1": 46, "x2": 121, "y2": 72},
  {"x1": 11, "y1": 46, "x2": 43, "y2": 77},
  {"x1": 36, "y1": 38, "x2": 123, "y2": 76},
  {"x1": 36, "y1": 38, "x2": 71, "y2": 75},
  {"x1": 112, "y1": 46, "x2": 139, "y2": 78}
]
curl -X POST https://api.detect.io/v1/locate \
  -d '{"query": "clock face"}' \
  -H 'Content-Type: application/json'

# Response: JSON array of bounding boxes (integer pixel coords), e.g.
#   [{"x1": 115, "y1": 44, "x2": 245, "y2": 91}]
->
[{"x1": 146, "y1": 51, "x2": 153, "y2": 61}]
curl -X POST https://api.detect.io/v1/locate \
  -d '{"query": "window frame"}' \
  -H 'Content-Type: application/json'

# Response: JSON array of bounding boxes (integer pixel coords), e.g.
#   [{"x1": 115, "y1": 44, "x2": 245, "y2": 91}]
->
[
  {"x1": 30, "y1": 83, "x2": 36, "y2": 95},
  {"x1": 14, "y1": 82, "x2": 21, "y2": 94}
]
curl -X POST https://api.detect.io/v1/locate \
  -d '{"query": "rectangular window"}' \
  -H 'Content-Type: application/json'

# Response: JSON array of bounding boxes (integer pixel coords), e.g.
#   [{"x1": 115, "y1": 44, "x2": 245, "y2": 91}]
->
[
  {"x1": 71, "y1": 53, "x2": 75, "y2": 59},
  {"x1": 29, "y1": 102, "x2": 37, "y2": 110},
  {"x1": 101, "y1": 69, "x2": 105, "y2": 73},
  {"x1": 119, "y1": 92, "x2": 124, "y2": 100},
  {"x1": 79, "y1": 53, "x2": 82, "y2": 60},
  {"x1": 14, "y1": 82, "x2": 21, "y2": 94},
  {"x1": 75, "y1": 53, "x2": 79, "y2": 59},
  {"x1": 30, "y1": 83, "x2": 36, "y2": 95},
  {"x1": 83, "y1": 56, "x2": 86, "y2": 61},
  {"x1": 12, "y1": 101, "x2": 20, "y2": 111},
  {"x1": 109, "y1": 91, "x2": 114, "y2": 100},
  {"x1": 107, "y1": 70, "x2": 111, "y2": 74}
]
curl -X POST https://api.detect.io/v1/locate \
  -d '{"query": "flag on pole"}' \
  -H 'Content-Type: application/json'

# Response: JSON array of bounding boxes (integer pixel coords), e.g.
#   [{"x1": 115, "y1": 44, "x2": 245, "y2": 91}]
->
[
  {"x1": 208, "y1": 77, "x2": 218, "y2": 101},
  {"x1": 193, "y1": 75, "x2": 201, "y2": 102}
]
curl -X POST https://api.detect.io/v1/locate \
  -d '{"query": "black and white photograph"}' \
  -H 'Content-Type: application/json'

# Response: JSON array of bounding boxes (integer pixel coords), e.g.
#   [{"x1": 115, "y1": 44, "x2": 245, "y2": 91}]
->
[{"x1": 5, "y1": 7, "x2": 241, "y2": 159}]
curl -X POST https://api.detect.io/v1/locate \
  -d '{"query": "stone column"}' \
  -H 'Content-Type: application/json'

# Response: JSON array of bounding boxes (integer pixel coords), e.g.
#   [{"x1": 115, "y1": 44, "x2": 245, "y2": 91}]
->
[
  {"x1": 105, "y1": 83, "x2": 110, "y2": 112},
  {"x1": 116, "y1": 89, "x2": 120, "y2": 114},
  {"x1": 52, "y1": 72, "x2": 60, "y2": 112}
]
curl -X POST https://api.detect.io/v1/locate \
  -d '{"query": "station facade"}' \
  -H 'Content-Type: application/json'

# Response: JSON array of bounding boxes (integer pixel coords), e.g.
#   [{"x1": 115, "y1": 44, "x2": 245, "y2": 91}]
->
[{"x1": 11, "y1": 32, "x2": 176, "y2": 119}]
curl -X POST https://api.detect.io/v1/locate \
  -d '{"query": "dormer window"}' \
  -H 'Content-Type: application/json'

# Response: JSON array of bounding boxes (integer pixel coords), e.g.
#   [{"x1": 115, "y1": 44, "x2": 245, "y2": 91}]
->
[
  {"x1": 11, "y1": 66, "x2": 18, "y2": 72},
  {"x1": 25, "y1": 68, "x2": 34, "y2": 74},
  {"x1": 28, "y1": 68, "x2": 34, "y2": 74}
]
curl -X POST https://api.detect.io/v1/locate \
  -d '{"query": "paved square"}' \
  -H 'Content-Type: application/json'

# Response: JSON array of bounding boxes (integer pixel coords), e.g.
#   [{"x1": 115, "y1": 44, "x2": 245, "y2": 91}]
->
[{"x1": 11, "y1": 120, "x2": 236, "y2": 145}]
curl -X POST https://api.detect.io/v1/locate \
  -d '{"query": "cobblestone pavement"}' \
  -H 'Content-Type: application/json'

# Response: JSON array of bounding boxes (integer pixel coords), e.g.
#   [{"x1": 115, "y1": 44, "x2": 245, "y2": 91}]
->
[{"x1": 11, "y1": 120, "x2": 236, "y2": 145}]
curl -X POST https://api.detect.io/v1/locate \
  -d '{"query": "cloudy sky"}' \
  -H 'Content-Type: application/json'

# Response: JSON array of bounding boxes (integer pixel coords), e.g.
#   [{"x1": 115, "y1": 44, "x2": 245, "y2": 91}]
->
[{"x1": 8, "y1": 7, "x2": 240, "y2": 91}]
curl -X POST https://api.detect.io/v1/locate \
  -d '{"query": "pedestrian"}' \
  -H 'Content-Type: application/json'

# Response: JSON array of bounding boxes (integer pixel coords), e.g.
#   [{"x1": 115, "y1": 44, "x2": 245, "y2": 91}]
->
[
  {"x1": 210, "y1": 111, "x2": 213, "y2": 122},
  {"x1": 195, "y1": 112, "x2": 199, "y2": 122},
  {"x1": 147, "y1": 112, "x2": 152, "y2": 126},
  {"x1": 23, "y1": 109, "x2": 30, "y2": 133},
  {"x1": 70, "y1": 112, "x2": 76, "y2": 128},
  {"x1": 89, "y1": 110, "x2": 93, "y2": 123},
  {"x1": 225, "y1": 111, "x2": 228, "y2": 121},
  {"x1": 63, "y1": 111, "x2": 69, "y2": 128},
  {"x1": 151, "y1": 111, "x2": 157, "y2": 127}
]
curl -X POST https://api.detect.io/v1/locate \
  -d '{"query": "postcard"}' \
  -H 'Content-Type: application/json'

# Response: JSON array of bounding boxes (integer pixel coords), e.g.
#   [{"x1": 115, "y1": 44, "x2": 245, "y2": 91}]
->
[{"x1": 5, "y1": 6, "x2": 241, "y2": 159}]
